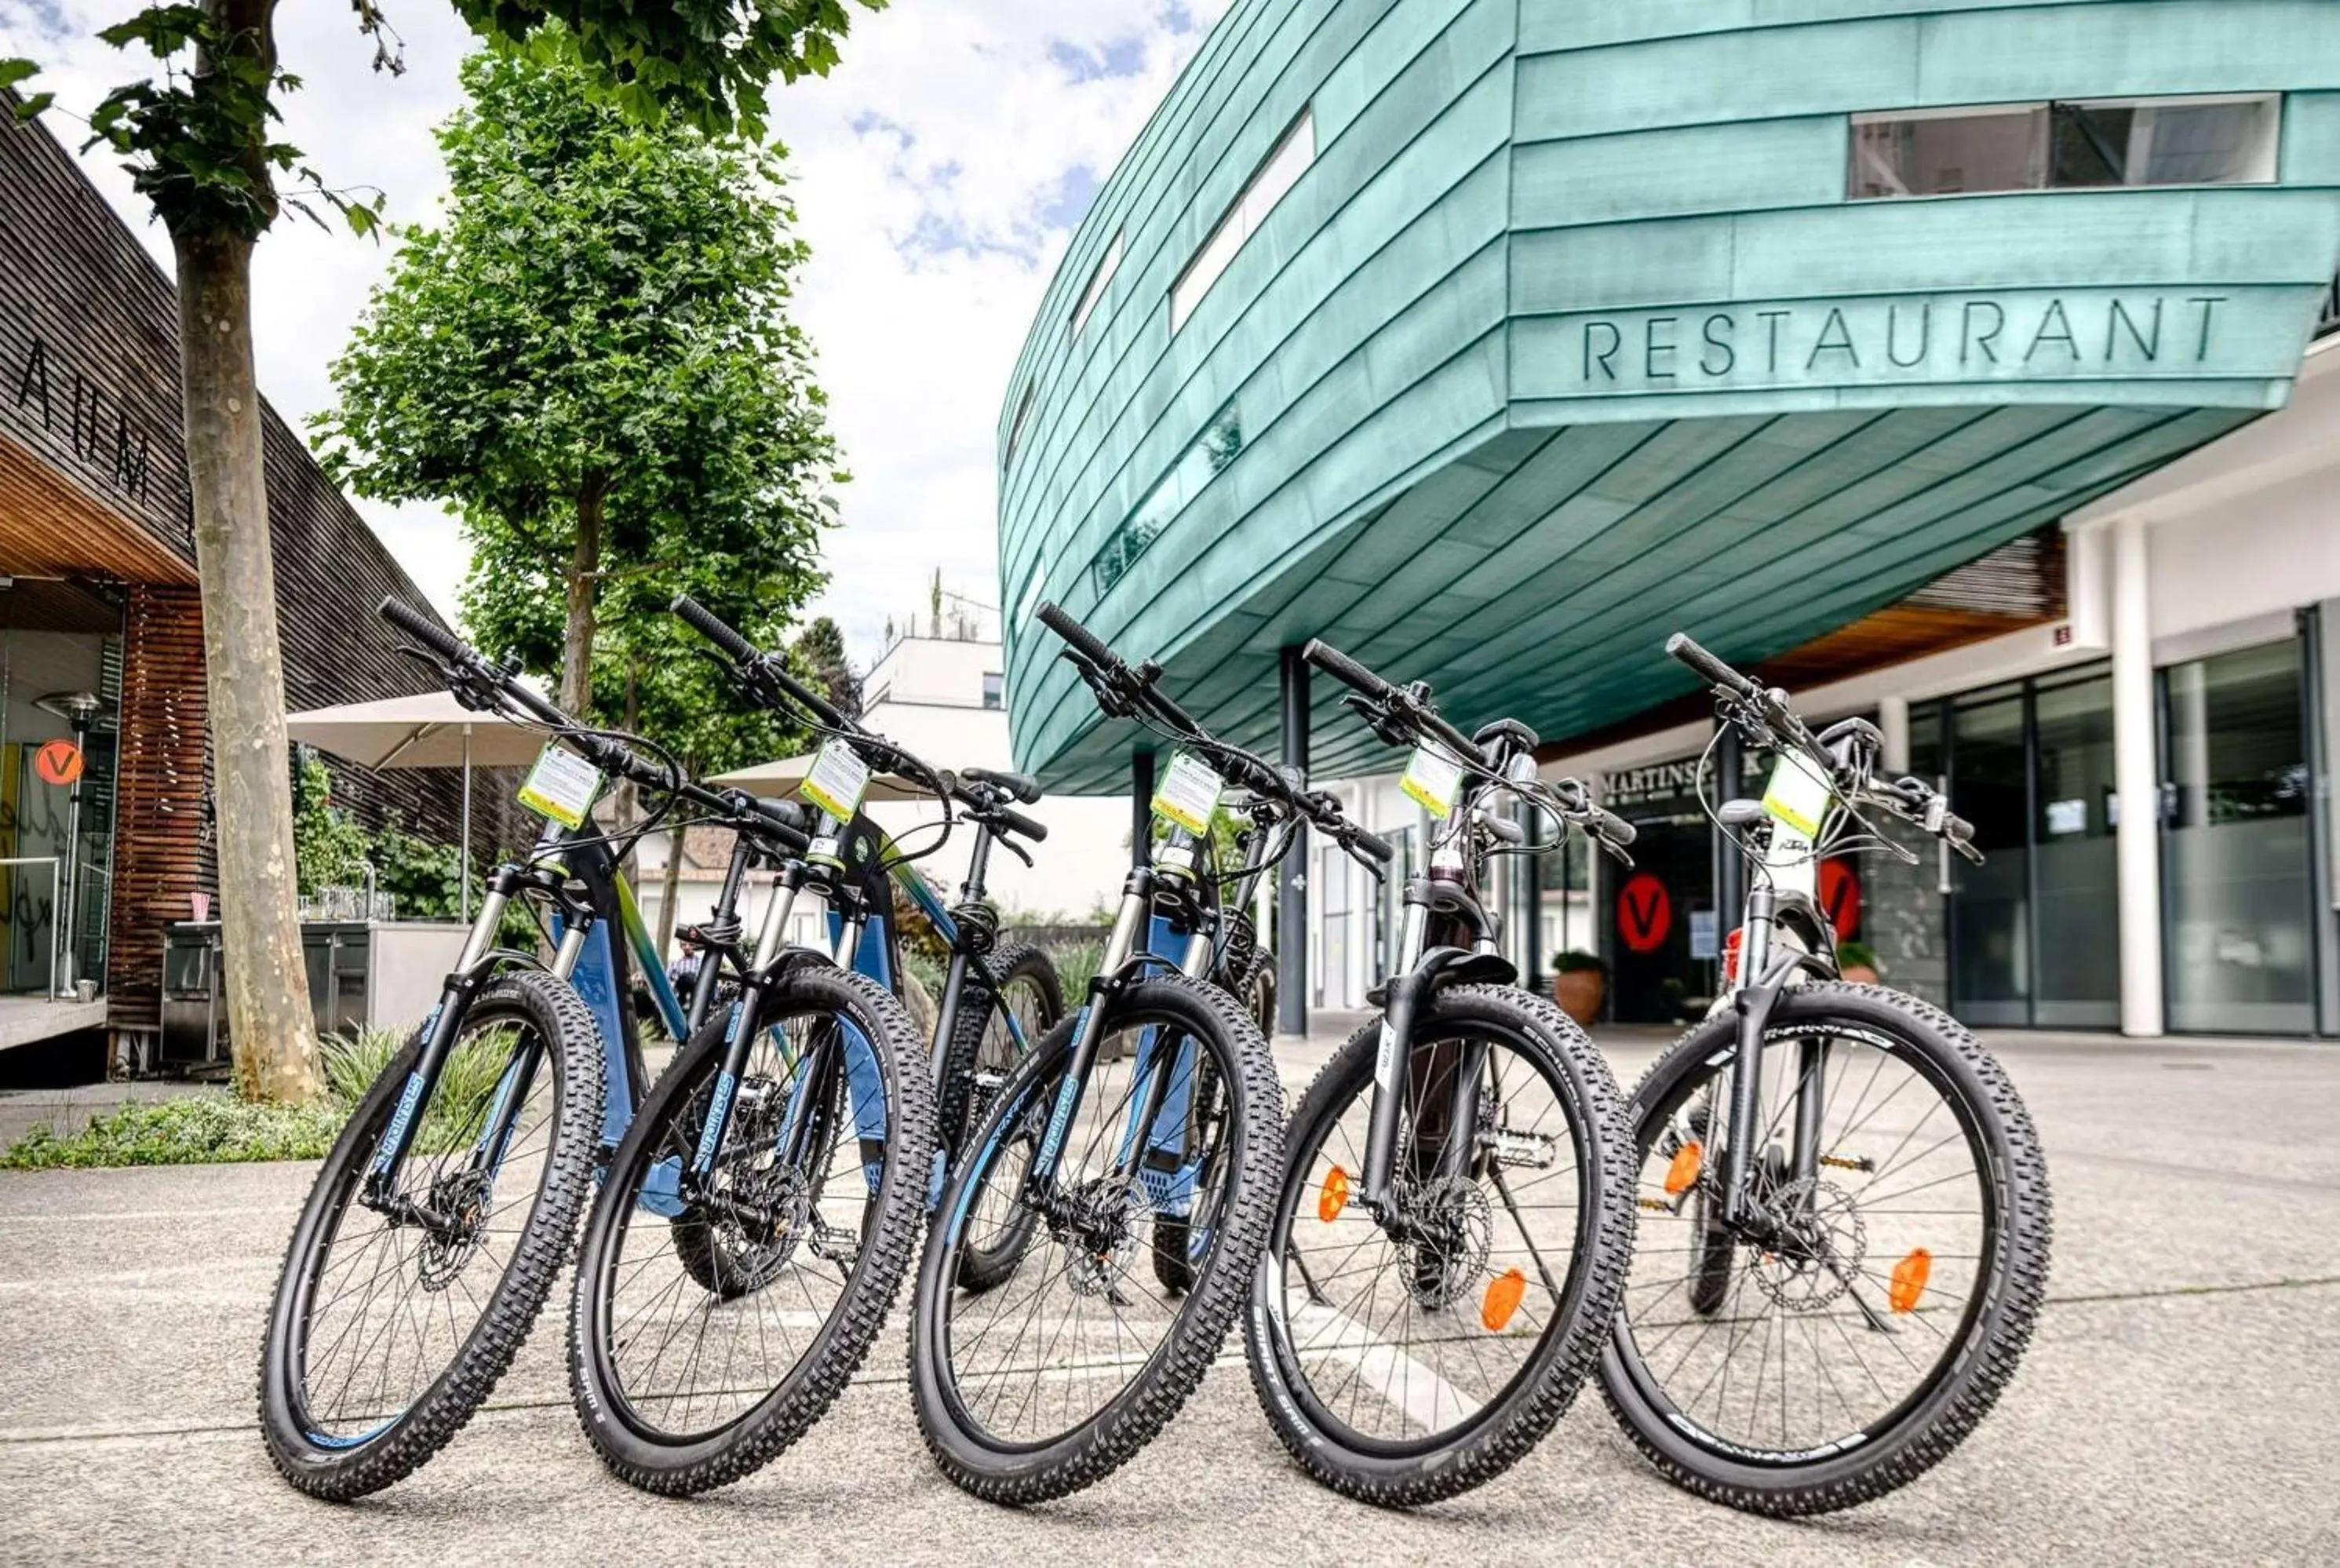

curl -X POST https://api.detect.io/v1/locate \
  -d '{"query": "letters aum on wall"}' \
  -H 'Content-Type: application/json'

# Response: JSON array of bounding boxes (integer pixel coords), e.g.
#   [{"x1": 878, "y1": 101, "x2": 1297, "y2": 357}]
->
[{"x1": 9, "y1": 335, "x2": 157, "y2": 505}]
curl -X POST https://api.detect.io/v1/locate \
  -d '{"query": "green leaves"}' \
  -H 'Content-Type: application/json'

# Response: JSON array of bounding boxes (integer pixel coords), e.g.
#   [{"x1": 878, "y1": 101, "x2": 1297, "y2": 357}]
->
[
  {"x1": 315, "y1": 44, "x2": 840, "y2": 761},
  {"x1": 0, "y1": 56, "x2": 52, "y2": 120},
  {"x1": 451, "y1": 0, "x2": 886, "y2": 141}
]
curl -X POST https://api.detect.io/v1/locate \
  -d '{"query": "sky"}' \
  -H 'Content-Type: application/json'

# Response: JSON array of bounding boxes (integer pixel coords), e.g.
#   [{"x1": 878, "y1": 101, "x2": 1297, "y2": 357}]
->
[{"x1": 0, "y1": 0, "x2": 1232, "y2": 668}]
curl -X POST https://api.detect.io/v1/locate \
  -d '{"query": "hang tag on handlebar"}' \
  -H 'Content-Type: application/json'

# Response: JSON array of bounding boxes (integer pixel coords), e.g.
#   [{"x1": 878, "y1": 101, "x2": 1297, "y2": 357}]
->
[
  {"x1": 516, "y1": 742, "x2": 603, "y2": 830},
  {"x1": 800, "y1": 740, "x2": 873, "y2": 825},
  {"x1": 1151, "y1": 751, "x2": 1223, "y2": 835},
  {"x1": 1761, "y1": 752, "x2": 1832, "y2": 838},
  {"x1": 1400, "y1": 746, "x2": 1463, "y2": 821}
]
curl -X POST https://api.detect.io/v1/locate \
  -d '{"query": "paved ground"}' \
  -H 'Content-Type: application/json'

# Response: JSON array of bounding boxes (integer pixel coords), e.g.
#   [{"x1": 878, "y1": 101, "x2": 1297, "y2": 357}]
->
[{"x1": 2, "y1": 1024, "x2": 2335, "y2": 1566}]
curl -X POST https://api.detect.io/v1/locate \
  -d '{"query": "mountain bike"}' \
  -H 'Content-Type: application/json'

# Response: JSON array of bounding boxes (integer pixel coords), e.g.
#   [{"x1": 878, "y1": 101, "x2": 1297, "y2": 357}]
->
[
  {"x1": 1598, "y1": 633, "x2": 2051, "y2": 1515},
  {"x1": 1242, "y1": 639, "x2": 1640, "y2": 1504},
  {"x1": 665, "y1": 595, "x2": 1065, "y2": 1271},
  {"x1": 261, "y1": 600, "x2": 928, "y2": 1501},
  {"x1": 900, "y1": 602, "x2": 1382, "y2": 1504}
]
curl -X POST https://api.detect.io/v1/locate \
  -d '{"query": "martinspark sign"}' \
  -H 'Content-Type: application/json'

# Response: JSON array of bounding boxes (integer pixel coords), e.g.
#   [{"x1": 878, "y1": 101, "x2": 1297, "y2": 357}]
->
[{"x1": 1536, "y1": 288, "x2": 2297, "y2": 397}]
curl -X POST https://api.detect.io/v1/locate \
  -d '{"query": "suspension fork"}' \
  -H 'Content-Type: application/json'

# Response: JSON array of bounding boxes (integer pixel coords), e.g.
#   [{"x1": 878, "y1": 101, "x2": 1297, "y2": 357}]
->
[
  {"x1": 1720, "y1": 884, "x2": 1788, "y2": 1235},
  {"x1": 928, "y1": 826, "x2": 995, "y2": 1085},
  {"x1": 683, "y1": 841, "x2": 760, "y2": 1039},
  {"x1": 363, "y1": 864, "x2": 534, "y2": 1200},
  {"x1": 1022, "y1": 866, "x2": 1156, "y2": 1196},
  {"x1": 1359, "y1": 898, "x2": 1430, "y2": 1209},
  {"x1": 691, "y1": 859, "x2": 807, "y2": 1177}
]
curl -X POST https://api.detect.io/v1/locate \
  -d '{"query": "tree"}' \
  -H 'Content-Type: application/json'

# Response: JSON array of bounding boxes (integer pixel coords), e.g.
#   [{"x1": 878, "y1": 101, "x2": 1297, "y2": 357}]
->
[
  {"x1": 2, "y1": 0, "x2": 883, "y2": 1105},
  {"x1": 791, "y1": 616, "x2": 859, "y2": 719},
  {"x1": 314, "y1": 42, "x2": 841, "y2": 722}
]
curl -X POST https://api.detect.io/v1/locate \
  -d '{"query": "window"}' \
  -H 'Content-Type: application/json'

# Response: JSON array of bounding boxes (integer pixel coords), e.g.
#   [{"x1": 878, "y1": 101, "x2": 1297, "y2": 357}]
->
[
  {"x1": 1170, "y1": 108, "x2": 1314, "y2": 331},
  {"x1": 1850, "y1": 95, "x2": 2279, "y2": 199},
  {"x1": 1069, "y1": 231, "x2": 1124, "y2": 338},
  {"x1": 1090, "y1": 404, "x2": 1241, "y2": 596},
  {"x1": 981, "y1": 672, "x2": 1004, "y2": 710},
  {"x1": 1002, "y1": 382, "x2": 1035, "y2": 469}
]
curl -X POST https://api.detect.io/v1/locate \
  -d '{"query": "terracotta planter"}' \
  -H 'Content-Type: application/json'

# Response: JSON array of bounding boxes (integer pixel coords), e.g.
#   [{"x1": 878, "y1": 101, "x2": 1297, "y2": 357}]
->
[
  {"x1": 1839, "y1": 963, "x2": 1879, "y2": 985},
  {"x1": 1552, "y1": 968, "x2": 1604, "y2": 1027}
]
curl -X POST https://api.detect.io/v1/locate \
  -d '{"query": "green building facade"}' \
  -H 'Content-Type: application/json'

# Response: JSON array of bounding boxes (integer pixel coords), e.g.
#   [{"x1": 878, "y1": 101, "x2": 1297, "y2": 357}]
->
[{"x1": 997, "y1": 0, "x2": 2340, "y2": 789}]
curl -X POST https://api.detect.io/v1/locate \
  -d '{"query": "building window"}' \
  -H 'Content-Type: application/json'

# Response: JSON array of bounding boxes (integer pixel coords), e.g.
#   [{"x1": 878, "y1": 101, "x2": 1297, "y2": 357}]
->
[
  {"x1": 1170, "y1": 108, "x2": 1314, "y2": 332},
  {"x1": 1850, "y1": 95, "x2": 2279, "y2": 199},
  {"x1": 981, "y1": 672, "x2": 1004, "y2": 710},
  {"x1": 1090, "y1": 404, "x2": 1242, "y2": 596},
  {"x1": 1070, "y1": 231, "x2": 1124, "y2": 338},
  {"x1": 1003, "y1": 381, "x2": 1035, "y2": 469}
]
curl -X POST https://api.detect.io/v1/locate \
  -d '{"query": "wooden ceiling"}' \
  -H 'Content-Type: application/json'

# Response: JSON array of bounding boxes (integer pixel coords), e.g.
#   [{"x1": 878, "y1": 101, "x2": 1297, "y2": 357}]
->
[{"x1": 0, "y1": 432, "x2": 195, "y2": 587}]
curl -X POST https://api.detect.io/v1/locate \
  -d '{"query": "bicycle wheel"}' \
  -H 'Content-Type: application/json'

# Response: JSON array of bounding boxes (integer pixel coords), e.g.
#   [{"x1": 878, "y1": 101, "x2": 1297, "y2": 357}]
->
[
  {"x1": 1599, "y1": 983, "x2": 2051, "y2": 1515},
  {"x1": 909, "y1": 974, "x2": 1281, "y2": 1504},
  {"x1": 940, "y1": 943, "x2": 1062, "y2": 1293},
  {"x1": 1245, "y1": 983, "x2": 1633, "y2": 1504},
  {"x1": 258, "y1": 970, "x2": 602, "y2": 1499},
  {"x1": 567, "y1": 966, "x2": 931, "y2": 1494}
]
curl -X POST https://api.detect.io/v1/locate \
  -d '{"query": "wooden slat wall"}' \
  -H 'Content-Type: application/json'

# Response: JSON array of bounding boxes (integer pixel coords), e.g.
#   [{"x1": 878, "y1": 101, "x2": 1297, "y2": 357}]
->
[{"x1": 108, "y1": 585, "x2": 208, "y2": 1029}]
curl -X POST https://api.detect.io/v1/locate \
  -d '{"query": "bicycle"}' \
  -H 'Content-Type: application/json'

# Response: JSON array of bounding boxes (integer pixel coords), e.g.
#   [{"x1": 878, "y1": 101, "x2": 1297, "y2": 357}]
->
[
  {"x1": 1244, "y1": 638, "x2": 1641, "y2": 1504},
  {"x1": 261, "y1": 600, "x2": 930, "y2": 1501},
  {"x1": 1597, "y1": 633, "x2": 2051, "y2": 1515},
  {"x1": 898, "y1": 601, "x2": 1384, "y2": 1504},
  {"x1": 664, "y1": 594, "x2": 1066, "y2": 1276}
]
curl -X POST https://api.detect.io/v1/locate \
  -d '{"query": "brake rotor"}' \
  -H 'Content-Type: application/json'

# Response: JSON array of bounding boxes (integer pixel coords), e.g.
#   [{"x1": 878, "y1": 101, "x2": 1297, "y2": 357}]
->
[
  {"x1": 1750, "y1": 1177, "x2": 1865, "y2": 1314},
  {"x1": 1395, "y1": 1175, "x2": 1494, "y2": 1311}
]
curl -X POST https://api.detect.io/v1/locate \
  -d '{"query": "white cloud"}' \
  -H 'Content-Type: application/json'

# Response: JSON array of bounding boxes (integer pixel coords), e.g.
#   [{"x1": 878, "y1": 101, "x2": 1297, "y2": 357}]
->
[{"x1": 1, "y1": 0, "x2": 1230, "y2": 660}]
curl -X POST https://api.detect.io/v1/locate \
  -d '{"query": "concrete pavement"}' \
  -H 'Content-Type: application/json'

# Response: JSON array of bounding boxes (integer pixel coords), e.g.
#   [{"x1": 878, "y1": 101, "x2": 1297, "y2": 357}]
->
[{"x1": 2, "y1": 1027, "x2": 2335, "y2": 1565}]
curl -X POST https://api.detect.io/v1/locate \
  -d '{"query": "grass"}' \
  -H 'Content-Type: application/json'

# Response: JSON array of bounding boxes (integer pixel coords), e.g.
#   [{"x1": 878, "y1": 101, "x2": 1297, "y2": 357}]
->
[
  {"x1": 0, "y1": 1025, "x2": 523, "y2": 1169},
  {"x1": 1048, "y1": 939, "x2": 1105, "y2": 998}
]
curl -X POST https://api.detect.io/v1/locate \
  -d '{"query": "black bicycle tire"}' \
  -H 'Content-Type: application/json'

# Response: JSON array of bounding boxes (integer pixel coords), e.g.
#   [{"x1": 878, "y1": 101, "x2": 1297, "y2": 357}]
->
[
  {"x1": 1243, "y1": 983, "x2": 1635, "y2": 1505},
  {"x1": 567, "y1": 965, "x2": 933, "y2": 1494},
  {"x1": 909, "y1": 973, "x2": 1282, "y2": 1504},
  {"x1": 257, "y1": 970, "x2": 603, "y2": 1500},
  {"x1": 1598, "y1": 982, "x2": 2052, "y2": 1516}
]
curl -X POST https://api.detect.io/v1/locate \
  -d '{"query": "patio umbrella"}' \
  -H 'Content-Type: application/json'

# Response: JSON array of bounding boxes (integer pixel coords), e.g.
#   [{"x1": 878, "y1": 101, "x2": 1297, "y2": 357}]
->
[
  {"x1": 707, "y1": 751, "x2": 928, "y2": 803},
  {"x1": 286, "y1": 691, "x2": 548, "y2": 921}
]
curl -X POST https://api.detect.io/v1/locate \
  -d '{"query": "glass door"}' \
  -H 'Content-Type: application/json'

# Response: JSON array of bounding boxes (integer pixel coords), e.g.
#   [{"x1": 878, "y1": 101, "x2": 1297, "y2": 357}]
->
[
  {"x1": 0, "y1": 581, "x2": 124, "y2": 997},
  {"x1": 2031, "y1": 668, "x2": 2120, "y2": 1026},
  {"x1": 2161, "y1": 637, "x2": 2316, "y2": 1034},
  {"x1": 1948, "y1": 685, "x2": 2031, "y2": 1026}
]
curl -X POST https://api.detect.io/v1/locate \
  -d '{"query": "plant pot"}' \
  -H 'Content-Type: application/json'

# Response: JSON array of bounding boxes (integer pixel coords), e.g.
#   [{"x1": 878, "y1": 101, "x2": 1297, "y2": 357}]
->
[
  {"x1": 1552, "y1": 968, "x2": 1604, "y2": 1027},
  {"x1": 1839, "y1": 963, "x2": 1879, "y2": 985}
]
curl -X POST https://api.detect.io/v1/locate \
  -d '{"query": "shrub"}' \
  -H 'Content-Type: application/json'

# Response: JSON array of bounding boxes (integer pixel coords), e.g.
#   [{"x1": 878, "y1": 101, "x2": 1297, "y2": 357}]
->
[
  {"x1": 0, "y1": 1094, "x2": 344, "y2": 1169},
  {"x1": 1837, "y1": 939, "x2": 1880, "y2": 975},
  {"x1": 1552, "y1": 949, "x2": 1605, "y2": 974},
  {"x1": 1048, "y1": 939, "x2": 1105, "y2": 998}
]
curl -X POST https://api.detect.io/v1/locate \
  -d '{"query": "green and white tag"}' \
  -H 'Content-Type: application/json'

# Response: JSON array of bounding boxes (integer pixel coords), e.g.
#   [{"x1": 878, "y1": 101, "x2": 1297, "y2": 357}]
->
[
  {"x1": 1151, "y1": 751, "x2": 1223, "y2": 835},
  {"x1": 800, "y1": 740, "x2": 873, "y2": 825},
  {"x1": 516, "y1": 743, "x2": 603, "y2": 830},
  {"x1": 1400, "y1": 746, "x2": 1464, "y2": 820},
  {"x1": 1761, "y1": 752, "x2": 1832, "y2": 838}
]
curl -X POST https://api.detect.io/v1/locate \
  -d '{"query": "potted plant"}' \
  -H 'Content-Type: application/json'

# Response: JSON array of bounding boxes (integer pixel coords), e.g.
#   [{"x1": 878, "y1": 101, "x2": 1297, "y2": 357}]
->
[
  {"x1": 1551, "y1": 950, "x2": 1605, "y2": 1026},
  {"x1": 1837, "y1": 939, "x2": 1880, "y2": 984}
]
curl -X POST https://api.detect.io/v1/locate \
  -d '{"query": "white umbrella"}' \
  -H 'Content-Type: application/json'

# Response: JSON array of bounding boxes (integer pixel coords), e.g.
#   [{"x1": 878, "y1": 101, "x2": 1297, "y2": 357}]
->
[
  {"x1": 286, "y1": 691, "x2": 547, "y2": 921},
  {"x1": 707, "y1": 751, "x2": 928, "y2": 803}
]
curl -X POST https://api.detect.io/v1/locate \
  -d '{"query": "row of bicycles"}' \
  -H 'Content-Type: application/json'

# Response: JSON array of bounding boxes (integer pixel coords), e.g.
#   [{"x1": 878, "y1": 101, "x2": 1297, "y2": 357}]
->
[{"x1": 257, "y1": 593, "x2": 2050, "y2": 1518}]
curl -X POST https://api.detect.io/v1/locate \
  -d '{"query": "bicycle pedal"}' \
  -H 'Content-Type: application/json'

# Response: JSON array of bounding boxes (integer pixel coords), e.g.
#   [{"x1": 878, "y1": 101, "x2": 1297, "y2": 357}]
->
[
  {"x1": 1819, "y1": 1153, "x2": 1875, "y2": 1172},
  {"x1": 1479, "y1": 1125, "x2": 1558, "y2": 1170},
  {"x1": 810, "y1": 1221, "x2": 859, "y2": 1264}
]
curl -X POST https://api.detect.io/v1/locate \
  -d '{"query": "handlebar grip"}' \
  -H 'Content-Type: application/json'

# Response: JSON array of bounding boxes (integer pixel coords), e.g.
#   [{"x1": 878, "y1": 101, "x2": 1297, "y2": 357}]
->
[
  {"x1": 1301, "y1": 638, "x2": 1394, "y2": 702},
  {"x1": 1664, "y1": 633, "x2": 1760, "y2": 700},
  {"x1": 1350, "y1": 825, "x2": 1394, "y2": 864},
  {"x1": 1035, "y1": 602, "x2": 1117, "y2": 669},
  {"x1": 963, "y1": 767, "x2": 1041, "y2": 804},
  {"x1": 671, "y1": 594, "x2": 758, "y2": 664},
  {"x1": 379, "y1": 597, "x2": 469, "y2": 663},
  {"x1": 745, "y1": 795, "x2": 812, "y2": 851},
  {"x1": 997, "y1": 803, "x2": 1049, "y2": 844},
  {"x1": 1942, "y1": 811, "x2": 1974, "y2": 846},
  {"x1": 1591, "y1": 807, "x2": 1638, "y2": 848}
]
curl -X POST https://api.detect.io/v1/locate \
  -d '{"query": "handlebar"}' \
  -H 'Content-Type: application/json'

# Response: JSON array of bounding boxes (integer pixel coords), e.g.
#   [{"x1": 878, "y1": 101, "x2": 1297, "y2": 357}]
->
[
  {"x1": 1302, "y1": 638, "x2": 1492, "y2": 771},
  {"x1": 960, "y1": 766, "x2": 1041, "y2": 804},
  {"x1": 1664, "y1": 633, "x2": 1762, "y2": 703},
  {"x1": 671, "y1": 593, "x2": 853, "y2": 733},
  {"x1": 380, "y1": 597, "x2": 810, "y2": 851}
]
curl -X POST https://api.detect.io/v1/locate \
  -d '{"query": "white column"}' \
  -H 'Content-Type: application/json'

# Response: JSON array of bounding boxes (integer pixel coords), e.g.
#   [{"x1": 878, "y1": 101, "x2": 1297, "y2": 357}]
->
[
  {"x1": 1878, "y1": 695, "x2": 1911, "y2": 775},
  {"x1": 2110, "y1": 516, "x2": 2165, "y2": 1037}
]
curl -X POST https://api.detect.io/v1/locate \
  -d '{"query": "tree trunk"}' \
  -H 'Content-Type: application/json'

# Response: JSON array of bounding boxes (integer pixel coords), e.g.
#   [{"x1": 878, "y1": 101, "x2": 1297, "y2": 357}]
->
[
  {"x1": 173, "y1": 223, "x2": 321, "y2": 1103},
  {"x1": 560, "y1": 476, "x2": 605, "y2": 717}
]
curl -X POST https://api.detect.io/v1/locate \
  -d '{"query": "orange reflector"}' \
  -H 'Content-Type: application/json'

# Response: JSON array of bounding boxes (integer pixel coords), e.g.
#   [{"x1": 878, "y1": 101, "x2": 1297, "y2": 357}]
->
[
  {"x1": 1482, "y1": 1267, "x2": 1526, "y2": 1332},
  {"x1": 1664, "y1": 1140, "x2": 1703, "y2": 1197},
  {"x1": 1318, "y1": 1165, "x2": 1350, "y2": 1224},
  {"x1": 1890, "y1": 1248, "x2": 1932, "y2": 1314}
]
